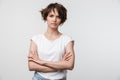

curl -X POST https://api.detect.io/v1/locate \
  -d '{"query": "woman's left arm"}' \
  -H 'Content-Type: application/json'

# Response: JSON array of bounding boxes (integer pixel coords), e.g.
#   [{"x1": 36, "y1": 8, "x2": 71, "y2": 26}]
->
[{"x1": 41, "y1": 41, "x2": 75, "y2": 70}]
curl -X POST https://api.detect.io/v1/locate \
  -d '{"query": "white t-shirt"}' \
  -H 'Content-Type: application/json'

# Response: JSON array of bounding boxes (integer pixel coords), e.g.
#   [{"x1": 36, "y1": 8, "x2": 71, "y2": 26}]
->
[{"x1": 31, "y1": 34, "x2": 73, "y2": 79}]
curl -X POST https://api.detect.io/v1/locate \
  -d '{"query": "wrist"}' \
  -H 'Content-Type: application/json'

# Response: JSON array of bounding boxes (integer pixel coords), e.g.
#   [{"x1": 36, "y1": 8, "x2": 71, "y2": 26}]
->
[{"x1": 39, "y1": 60, "x2": 46, "y2": 65}]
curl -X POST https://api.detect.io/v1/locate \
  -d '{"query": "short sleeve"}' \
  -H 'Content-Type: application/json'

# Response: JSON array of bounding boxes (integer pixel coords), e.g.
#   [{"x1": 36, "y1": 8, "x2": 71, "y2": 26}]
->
[
  {"x1": 30, "y1": 35, "x2": 38, "y2": 45},
  {"x1": 64, "y1": 35, "x2": 74, "y2": 48}
]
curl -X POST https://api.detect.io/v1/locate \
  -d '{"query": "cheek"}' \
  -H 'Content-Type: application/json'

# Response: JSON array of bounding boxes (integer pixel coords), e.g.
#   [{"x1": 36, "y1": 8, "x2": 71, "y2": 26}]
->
[
  {"x1": 46, "y1": 18, "x2": 51, "y2": 22},
  {"x1": 58, "y1": 19, "x2": 61, "y2": 23},
  {"x1": 46, "y1": 16, "x2": 50, "y2": 21}
]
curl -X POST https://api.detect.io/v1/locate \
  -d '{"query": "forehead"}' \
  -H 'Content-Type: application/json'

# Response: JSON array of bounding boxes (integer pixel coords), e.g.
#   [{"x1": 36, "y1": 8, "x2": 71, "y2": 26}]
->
[{"x1": 48, "y1": 8, "x2": 59, "y2": 15}]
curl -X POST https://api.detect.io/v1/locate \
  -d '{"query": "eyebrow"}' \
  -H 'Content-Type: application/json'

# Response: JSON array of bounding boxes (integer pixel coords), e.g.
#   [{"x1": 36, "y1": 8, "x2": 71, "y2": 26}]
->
[{"x1": 48, "y1": 13, "x2": 59, "y2": 16}]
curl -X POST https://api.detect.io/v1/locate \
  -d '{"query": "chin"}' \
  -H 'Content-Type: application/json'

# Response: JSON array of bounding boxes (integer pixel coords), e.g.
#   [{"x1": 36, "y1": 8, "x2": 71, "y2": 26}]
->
[{"x1": 51, "y1": 27, "x2": 58, "y2": 29}]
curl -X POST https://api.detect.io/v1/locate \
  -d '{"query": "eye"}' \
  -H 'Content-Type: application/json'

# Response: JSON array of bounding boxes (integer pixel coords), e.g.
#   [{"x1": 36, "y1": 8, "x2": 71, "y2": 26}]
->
[
  {"x1": 57, "y1": 16, "x2": 61, "y2": 19},
  {"x1": 49, "y1": 14, "x2": 54, "y2": 17}
]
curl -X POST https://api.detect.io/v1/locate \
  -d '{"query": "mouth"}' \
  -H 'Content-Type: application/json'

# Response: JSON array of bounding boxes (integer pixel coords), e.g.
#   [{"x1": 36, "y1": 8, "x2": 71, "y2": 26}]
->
[{"x1": 51, "y1": 23, "x2": 57, "y2": 25}]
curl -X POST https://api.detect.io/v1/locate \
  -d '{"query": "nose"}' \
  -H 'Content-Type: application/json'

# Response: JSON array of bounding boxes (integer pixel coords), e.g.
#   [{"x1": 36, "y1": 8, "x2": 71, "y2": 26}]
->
[{"x1": 53, "y1": 16, "x2": 57, "y2": 22}]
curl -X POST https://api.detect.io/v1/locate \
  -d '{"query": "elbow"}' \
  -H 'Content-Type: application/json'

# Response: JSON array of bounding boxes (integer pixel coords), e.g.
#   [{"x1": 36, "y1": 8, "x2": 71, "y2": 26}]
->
[
  {"x1": 28, "y1": 62, "x2": 35, "y2": 71},
  {"x1": 29, "y1": 68, "x2": 32, "y2": 71},
  {"x1": 67, "y1": 63, "x2": 74, "y2": 70},
  {"x1": 29, "y1": 67, "x2": 34, "y2": 71},
  {"x1": 29, "y1": 66, "x2": 37, "y2": 71},
  {"x1": 65, "y1": 61, "x2": 74, "y2": 70},
  {"x1": 28, "y1": 65, "x2": 34, "y2": 71},
  {"x1": 68, "y1": 65, "x2": 74, "y2": 70}
]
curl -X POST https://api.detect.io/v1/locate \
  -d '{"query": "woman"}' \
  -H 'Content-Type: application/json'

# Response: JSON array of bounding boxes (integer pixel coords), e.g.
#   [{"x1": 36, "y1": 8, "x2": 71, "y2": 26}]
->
[{"x1": 28, "y1": 3, "x2": 75, "y2": 80}]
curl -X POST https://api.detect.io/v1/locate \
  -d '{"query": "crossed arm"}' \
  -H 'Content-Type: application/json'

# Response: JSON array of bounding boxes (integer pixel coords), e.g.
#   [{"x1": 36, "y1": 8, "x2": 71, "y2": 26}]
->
[{"x1": 28, "y1": 40, "x2": 75, "y2": 72}]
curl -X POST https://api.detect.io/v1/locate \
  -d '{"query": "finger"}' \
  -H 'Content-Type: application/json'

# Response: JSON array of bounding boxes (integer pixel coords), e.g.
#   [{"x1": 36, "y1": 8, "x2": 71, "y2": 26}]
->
[
  {"x1": 33, "y1": 54, "x2": 38, "y2": 59},
  {"x1": 63, "y1": 51, "x2": 68, "y2": 57},
  {"x1": 65, "y1": 54, "x2": 72, "y2": 61},
  {"x1": 30, "y1": 50, "x2": 34, "y2": 55},
  {"x1": 36, "y1": 50, "x2": 38, "y2": 55},
  {"x1": 65, "y1": 54, "x2": 72, "y2": 58},
  {"x1": 65, "y1": 55, "x2": 72, "y2": 61},
  {"x1": 33, "y1": 50, "x2": 38, "y2": 57},
  {"x1": 64, "y1": 52, "x2": 71, "y2": 58},
  {"x1": 28, "y1": 56, "x2": 33, "y2": 59},
  {"x1": 33, "y1": 50, "x2": 36, "y2": 55},
  {"x1": 28, "y1": 53, "x2": 33, "y2": 57},
  {"x1": 63, "y1": 52, "x2": 69, "y2": 58},
  {"x1": 62, "y1": 52, "x2": 70, "y2": 61},
  {"x1": 28, "y1": 58, "x2": 33, "y2": 61}
]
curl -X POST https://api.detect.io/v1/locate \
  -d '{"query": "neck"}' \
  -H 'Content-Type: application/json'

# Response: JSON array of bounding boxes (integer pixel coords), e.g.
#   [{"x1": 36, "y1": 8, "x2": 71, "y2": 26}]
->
[{"x1": 45, "y1": 27, "x2": 60, "y2": 36}]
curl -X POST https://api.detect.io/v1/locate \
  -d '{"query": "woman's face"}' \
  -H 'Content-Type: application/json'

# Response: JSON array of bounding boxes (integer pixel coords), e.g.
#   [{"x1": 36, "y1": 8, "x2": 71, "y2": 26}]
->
[{"x1": 46, "y1": 8, "x2": 61, "y2": 29}]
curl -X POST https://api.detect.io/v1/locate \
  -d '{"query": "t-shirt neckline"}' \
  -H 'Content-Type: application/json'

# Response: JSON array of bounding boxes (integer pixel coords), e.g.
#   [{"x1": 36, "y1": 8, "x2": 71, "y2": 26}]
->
[{"x1": 42, "y1": 33, "x2": 63, "y2": 42}]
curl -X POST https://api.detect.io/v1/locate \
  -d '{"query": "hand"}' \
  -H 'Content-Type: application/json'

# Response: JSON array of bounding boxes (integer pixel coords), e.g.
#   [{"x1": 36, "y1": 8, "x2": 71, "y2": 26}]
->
[
  {"x1": 62, "y1": 52, "x2": 72, "y2": 61},
  {"x1": 28, "y1": 40, "x2": 38, "y2": 57},
  {"x1": 28, "y1": 51, "x2": 39, "y2": 62},
  {"x1": 28, "y1": 53, "x2": 45, "y2": 65}
]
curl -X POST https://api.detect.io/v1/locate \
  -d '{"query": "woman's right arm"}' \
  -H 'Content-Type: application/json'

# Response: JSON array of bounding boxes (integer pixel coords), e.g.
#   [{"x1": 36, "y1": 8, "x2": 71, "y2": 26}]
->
[
  {"x1": 28, "y1": 61, "x2": 57, "y2": 72},
  {"x1": 28, "y1": 40, "x2": 57, "y2": 72}
]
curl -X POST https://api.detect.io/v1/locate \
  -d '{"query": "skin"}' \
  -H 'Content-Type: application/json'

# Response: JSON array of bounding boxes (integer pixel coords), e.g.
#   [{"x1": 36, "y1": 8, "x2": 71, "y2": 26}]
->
[{"x1": 28, "y1": 8, "x2": 75, "y2": 72}]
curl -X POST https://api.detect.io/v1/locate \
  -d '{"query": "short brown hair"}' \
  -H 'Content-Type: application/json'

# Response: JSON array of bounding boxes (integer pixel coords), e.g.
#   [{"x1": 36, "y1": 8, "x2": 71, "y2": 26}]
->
[{"x1": 40, "y1": 3, "x2": 67, "y2": 25}]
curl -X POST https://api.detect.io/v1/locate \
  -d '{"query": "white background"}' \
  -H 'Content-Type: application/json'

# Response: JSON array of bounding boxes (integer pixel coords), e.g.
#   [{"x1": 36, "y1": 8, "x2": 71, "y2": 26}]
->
[{"x1": 0, "y1": 0, "x2": 120, "y2": 80}]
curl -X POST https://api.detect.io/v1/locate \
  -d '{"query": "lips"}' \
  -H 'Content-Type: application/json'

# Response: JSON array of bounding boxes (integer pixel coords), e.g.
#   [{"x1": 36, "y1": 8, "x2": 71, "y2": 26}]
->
[
  {"x1": 51, "y1": 23, "x2": 56, "y2": 24},
  {"x1": 51, "y1": 23, "x2": 57, "y2": 25}
]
